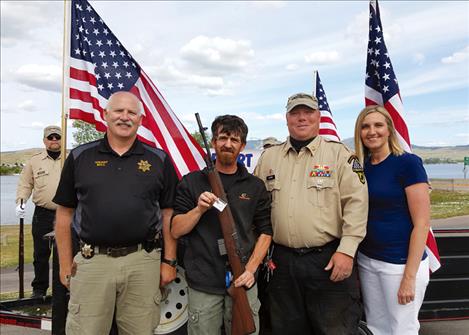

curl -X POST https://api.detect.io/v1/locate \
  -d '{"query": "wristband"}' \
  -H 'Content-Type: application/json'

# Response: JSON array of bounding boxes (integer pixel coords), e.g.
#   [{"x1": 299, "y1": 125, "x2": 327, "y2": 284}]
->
[{"x1": 162, "y1": 258, "x2": 177, "y2": 268}]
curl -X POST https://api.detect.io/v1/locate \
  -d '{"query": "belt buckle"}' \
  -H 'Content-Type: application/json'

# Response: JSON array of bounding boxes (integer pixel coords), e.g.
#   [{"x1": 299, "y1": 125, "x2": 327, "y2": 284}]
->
[{"x1": 81, "y1": 243, "x2": 94, "y2": 259}]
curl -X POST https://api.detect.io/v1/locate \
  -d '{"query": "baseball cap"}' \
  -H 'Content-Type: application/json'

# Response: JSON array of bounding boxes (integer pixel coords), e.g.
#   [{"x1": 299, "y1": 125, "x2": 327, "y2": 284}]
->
[
  {"x1": 262, "y1": 137, "x2": 281, "y2": 148},
  {"x1": 44, "y1": 125, "x2": 62, "y2": 138},
  {"x1": 286, "y1": 93, "x2": 319, "y2": 113}
]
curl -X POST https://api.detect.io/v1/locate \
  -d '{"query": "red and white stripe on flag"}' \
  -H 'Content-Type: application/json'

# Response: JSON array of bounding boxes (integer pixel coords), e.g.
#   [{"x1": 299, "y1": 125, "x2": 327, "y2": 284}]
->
[
  {"x1": 313, "y1": 71, "x2": 340, "y2": 142},
  {"x1": 365, "y1": 0, "x2": 440, "y2": 272},
  {"x1": 66, "y1": 0, "x2": 205, "y2": 178}
]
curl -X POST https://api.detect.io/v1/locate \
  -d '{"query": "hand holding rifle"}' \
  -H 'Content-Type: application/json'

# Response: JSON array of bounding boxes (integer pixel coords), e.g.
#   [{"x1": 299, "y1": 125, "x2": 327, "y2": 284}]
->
[{"x1": 195, "y1": 113, "x2": 256, "y2": 335}]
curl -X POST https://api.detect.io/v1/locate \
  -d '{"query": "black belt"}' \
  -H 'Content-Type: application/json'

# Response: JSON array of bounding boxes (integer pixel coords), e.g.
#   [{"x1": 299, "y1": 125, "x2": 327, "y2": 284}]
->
[
  {"x1": 80, "y1": 239, "x2": 162, "y2": 259},
  {"x1": 35, "y1": 206, "x2": 56, "y2": 213},
  {"x1": 274, "y1": 239, "x2": 339, "y2": 256},
  {"x1": 95, "y1": 244, "x2": 142, "y2": 257}
]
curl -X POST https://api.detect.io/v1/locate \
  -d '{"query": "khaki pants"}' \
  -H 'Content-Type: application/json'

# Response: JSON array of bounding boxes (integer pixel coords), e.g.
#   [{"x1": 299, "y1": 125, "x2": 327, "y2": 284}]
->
[
  {"x1": 66, "y1": 249, "x2": 162, "y2": 335},
  {"x1": 187, "y1": 285, "x2": 261, "y2": 335}
]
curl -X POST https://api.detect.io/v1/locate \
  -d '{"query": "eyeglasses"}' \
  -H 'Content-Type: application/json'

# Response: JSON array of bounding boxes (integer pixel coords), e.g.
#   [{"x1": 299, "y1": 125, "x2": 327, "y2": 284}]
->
[{"x1": 47, "y1": 134, "x2": 61, "y2": 141}]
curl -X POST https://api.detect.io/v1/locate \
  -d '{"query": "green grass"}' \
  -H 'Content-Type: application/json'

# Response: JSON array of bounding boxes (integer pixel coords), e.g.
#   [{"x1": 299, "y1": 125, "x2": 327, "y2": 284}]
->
[
  {"x1": 0, "y1": 224, "x2": 33, "y2": 268},
  {"x1": 430, "y1": 190, "x2": 469, "y2": 219}
]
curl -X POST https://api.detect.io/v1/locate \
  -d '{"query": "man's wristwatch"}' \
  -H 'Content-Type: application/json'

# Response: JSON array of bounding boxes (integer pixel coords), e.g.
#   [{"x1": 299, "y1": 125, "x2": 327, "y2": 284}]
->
[{"x1": 162, "y1": 258, "x2": 178, "y2": 268}]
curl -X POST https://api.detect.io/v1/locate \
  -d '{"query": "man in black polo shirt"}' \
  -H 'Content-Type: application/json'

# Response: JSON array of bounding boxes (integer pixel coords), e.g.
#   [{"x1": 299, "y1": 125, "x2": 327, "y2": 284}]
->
[
  {"x1": 171, "y1": 115, "x2": 272, "y2": 335},
  {"x1": 54, "y1": 91, "x2": 179, "y2": 335}
]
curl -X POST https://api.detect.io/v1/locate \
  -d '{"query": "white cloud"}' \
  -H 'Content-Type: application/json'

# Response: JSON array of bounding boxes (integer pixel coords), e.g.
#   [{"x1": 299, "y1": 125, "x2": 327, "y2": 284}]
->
[
  {"x1": 147, "y1": 62, "x2": 224, "y2": 89},
  {"x1": 345, "y1": 10, "x2": 369, "y2": 44},
  {"x1": 453, "y1": 133, "x2": 469, "y2": 145},
  {"x1": 402, "y1": 66, "x2": 469, "y2": 98},
  {"x1": 285, "y1": 64, "x2": 299, "y2": 71},
  {"x1": 14, "y1": 64, "x2": 62, "y2": 92},
  {"x1": 385, "y1": 5, "x2": 468, "y2": 52},
  {"x1": 20, "y1": 122, "x2": 46, "y2": 129},
  {"x1": 205, "y1": 88, "x2": 234, "y2": 97},
  {"x1": 180, "y1": 35, "x2": 255, "y2": 74},
  {"x1": 412, "y1": 53, "x2": 425, "y2": 66},
  {"x1": 441, "y1": 46, "x2": 469, "y2": 64},
  {"x1": 407, "y1": 107, "x2": 469, "y2": 126},
  {"x1": 304, "y1": 51, "x2": 340, "y2": 65},
  {"x1": 18, "y1": 100, "x2": 37, "y2": 112},
  {"x1": 240, "y1": 112, "x2": 284, "y2": 121},
  {"x1": 1, "y1": 2, "x2": 60, "y2": 47},
  {"x1": 255, "y1": 113, "x2": 284, "y2": 121}
]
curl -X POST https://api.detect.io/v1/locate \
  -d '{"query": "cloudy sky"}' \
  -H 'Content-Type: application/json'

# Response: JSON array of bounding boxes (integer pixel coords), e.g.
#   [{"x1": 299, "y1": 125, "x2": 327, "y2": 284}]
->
[{"x1": 1, "y1": 0, "x2": 468, "y2": 151}]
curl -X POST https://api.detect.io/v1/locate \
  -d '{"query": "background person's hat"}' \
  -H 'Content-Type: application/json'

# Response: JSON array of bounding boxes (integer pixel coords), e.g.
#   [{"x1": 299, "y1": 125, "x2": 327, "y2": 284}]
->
[
  {"x1": 286, "y1": 93, "x2": 319, "y2": 113},
  {"x1": 44, "y1": 125, "x2": 62, "y2": 138},
  {"x1": 262, "y1": 137, "x2": 281, "y2": 148}
]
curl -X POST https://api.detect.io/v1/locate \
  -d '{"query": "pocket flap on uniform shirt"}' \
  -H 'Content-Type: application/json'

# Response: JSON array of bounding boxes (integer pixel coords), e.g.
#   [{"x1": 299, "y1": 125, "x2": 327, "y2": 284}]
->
[
  {"x1": 265, "y1": 179, "x2": 281, "y2": 192},
  {"x1": 307, "y1": 178, "x2": 334, "y2": 189},
  {"x1": 34, "y1": 170, "x2": 49, "y2": 178}
]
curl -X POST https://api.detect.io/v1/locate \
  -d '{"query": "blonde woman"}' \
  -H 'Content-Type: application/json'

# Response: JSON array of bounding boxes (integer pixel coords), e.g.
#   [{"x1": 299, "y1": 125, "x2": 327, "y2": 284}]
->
[{"x1": 354, "y1": 105, "x2": 430, "y2": 335}]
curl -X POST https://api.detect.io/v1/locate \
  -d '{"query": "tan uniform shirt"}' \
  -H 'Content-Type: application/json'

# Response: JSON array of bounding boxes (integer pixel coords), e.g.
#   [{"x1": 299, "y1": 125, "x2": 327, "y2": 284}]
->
[
  {"x1": 16, "y1": 151, "x2": 62, "y2": 210},
  {"x1": 254, "y1": 136, "x2": 368, "y2": 257}
]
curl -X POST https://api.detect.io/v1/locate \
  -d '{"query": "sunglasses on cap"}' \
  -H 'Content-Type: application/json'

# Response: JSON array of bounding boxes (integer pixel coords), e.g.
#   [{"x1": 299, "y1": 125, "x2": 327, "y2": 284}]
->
[{"x1": 47, "y1": 134, "x2": 61, "y2": 141}]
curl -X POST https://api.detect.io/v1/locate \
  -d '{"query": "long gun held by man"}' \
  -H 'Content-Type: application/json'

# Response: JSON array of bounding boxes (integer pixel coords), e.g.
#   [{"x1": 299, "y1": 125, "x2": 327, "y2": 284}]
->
[{"x1": 195, "y1": 113, "x2": 256, "y2": 335}]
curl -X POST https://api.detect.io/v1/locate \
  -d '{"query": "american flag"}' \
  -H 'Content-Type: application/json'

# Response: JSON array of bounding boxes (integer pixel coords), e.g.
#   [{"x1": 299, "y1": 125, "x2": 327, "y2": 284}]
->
[
  {"x1": 365, "y1": 0, "x2": 440, "y2": 272},
  {"x1": 313, "y1": 71, "x2": 340, "y2": 142},
  {"x1": 66, "y1": 0, "x2": 205, "y2": 177}
]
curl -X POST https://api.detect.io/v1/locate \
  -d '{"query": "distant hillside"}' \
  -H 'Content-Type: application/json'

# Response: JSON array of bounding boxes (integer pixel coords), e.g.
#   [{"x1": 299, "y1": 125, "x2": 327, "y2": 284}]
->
[
  {"x1": 412, "y1": 144, "x2": 469, "y2": 162},
  {"x1": 246, "y1": 138, "x2": 467, "y2": 163},
  {"x1": 340, "y1": 138, "x2": 468, "y2": 163},
  {"x1": 1, "y1": 141, "x2": 467, "y2": 165},
  {"x1": 0, "y1": 148, "x2": 72, "y2": 166},
  {"x1": 245, "y1": 139, "x2": 263, "y2": 150},
  {"x1": 1, "y1": 148, "x2": 44, "y2": 166}
]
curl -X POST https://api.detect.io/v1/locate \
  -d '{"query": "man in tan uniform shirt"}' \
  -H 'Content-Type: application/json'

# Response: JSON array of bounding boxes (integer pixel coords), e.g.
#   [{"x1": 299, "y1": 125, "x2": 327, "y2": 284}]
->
[
  {"x1": 254, "y1": 93, "x2": 368, "y2": 335},
  {"x1": 16, "y1": 125, "x2": 62, "y2": 298}
]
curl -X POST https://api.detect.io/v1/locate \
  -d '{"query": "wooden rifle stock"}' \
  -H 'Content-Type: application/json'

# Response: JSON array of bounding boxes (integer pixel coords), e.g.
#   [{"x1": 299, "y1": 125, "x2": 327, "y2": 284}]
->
[{"x1": 195, "y1": 113, "x2": 256, "y2": 335}]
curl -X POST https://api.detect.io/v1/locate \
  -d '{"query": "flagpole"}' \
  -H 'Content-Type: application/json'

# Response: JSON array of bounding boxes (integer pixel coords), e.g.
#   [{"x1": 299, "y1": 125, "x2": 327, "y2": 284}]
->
[
  {"x1": 60, "y1": 0, "x2": 71, "y2": 167},
  {"x1": 312, "y1": 70, "x2": 318, "y2": 97}
]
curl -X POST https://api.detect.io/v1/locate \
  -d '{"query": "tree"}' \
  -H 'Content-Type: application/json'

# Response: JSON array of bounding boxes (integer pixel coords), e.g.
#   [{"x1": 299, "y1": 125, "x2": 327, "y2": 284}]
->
[
  {"x1": 72, "y1": 120, "x2": 104, "y2": 147},
  {"x1": 191, "y1": 131, "x2": 211, "y2": 148}
]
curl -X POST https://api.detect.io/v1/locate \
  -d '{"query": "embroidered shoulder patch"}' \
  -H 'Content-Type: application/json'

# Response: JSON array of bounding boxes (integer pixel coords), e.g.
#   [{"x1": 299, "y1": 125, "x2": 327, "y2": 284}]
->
[{"x1": 347, "y1": 155, "x2": 365, "y2": 184}]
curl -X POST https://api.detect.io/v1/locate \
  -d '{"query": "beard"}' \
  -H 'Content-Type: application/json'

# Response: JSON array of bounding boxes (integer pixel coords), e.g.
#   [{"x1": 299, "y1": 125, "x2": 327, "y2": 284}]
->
[{"x1": 217, "y1": 150, "x2": 237, "y2": 166}]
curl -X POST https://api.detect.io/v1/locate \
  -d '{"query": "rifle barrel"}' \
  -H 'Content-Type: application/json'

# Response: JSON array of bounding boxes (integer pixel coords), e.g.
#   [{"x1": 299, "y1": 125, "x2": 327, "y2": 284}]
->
[
  {"x1": 19, "y1": 199, "x2": 24, "y2": 299},
  {"x1": 195, "y1": 113, "x2": 213, "y2": 166}
]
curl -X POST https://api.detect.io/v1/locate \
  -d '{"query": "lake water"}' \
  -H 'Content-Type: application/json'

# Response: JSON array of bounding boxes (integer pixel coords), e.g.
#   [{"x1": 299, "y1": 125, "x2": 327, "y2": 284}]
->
[{"x1": 1, "y1": 163, "x2": 466, "y2": 225}]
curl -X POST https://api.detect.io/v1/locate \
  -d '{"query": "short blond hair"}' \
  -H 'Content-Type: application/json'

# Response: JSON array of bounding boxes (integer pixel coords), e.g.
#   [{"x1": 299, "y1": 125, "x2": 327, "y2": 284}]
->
[{"x1": 354, "y1": 105, "x2": 404, "y2": 164}]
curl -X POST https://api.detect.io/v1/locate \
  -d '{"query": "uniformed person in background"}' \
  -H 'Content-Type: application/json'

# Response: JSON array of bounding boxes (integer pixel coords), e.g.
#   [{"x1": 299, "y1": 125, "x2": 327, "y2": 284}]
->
[
  {"x1": 54, "y1": 91, "x2": 179, "y2": 335},
  {"x1": 16, "y1": 125, "x2": 62, "y2": 298},
  {"x1": 254, "y1": 93, "x2": 369, "y2": 335}
]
